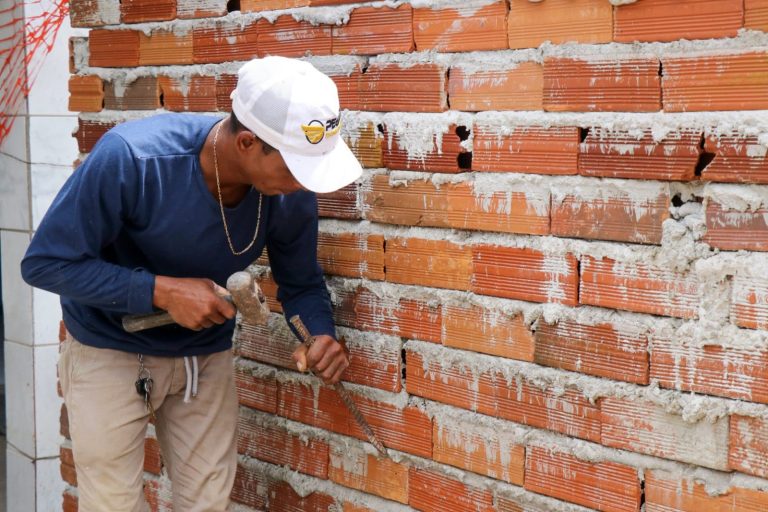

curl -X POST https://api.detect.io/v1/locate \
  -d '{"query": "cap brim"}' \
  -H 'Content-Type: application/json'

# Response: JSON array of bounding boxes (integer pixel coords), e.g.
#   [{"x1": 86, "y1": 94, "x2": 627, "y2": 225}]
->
[{"x1": 281, "y1": 140, "x2": 363, "y2": 194}]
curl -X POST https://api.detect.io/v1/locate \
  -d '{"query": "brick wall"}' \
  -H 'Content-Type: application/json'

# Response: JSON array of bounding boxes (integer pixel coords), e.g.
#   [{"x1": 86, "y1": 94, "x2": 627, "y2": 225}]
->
[{"x1": 64, "y1": 0, "x2": 768, "y2": 510}]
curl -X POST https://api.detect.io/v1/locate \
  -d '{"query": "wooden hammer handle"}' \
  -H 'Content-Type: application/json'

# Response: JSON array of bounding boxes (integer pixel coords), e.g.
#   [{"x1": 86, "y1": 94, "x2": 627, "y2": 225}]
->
[{"x1": 122, "y1": 294, "x2": 233, "y2": 333}]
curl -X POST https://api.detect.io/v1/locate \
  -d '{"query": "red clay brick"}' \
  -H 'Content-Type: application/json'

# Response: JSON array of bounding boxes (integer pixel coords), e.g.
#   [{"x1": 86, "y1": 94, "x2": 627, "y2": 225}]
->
[
  {"x1": 443, "y1": 304, "x2": 535, "y2": 361},
  {"x1": 650, "y1": 336, "x2": 768, "y2": 404},
  {"x1": 329, "y1": 440, "x2": 409, "y2": 503},
  {"x1": 645, "y1": 471, "x2": 768, "y2": 511},
  {"x1": 177, "y1": 0, "x2": 227, "y2": 18},
  {"x1": 89, "y1": 29, "x2": 140, "y2": 68},
  {"x1": 580, "y1": 256, "x2": 699, "y2": 319},
  {"x1": 231, "y1": 462, "x2": 268, "y2": 509},
  {"x1": 508, "y1": 0, "x2": 612, "y2": 49},
  {"x1": 278, "y1": 379, "x2": 433, "y2": 457},
  {"x1": 746, "y1": 0, "x2": 768, "y2": 30},
  {"x1": 60, "y1": 446, "x2": 77, "y2": 486},
  {"x1": 121, "y1": 0, "x2": 175, "y2": 23},
  {"x1": 525, "y1": 446, "x2": 642, "y2": 512},
  {"x1": 432, "y1": 418, "x2": 525, "y2": 485},
  {"x1": 144, "y1": 435, "x2": 163, "y2": 474},
  {"x1": 363, "y1": 175, "x2": 550, "y2": 235},
  {"x1": 144, "y1": 476, "x2": 173, "y2": 511},
  {"x1": 732, "y1": 275, "x2": 768, "y2": 330},
  {"x1": 408, "y1": 468, "x2": 494, "y2": 512},
  {"x1": 614, "y1": 0, "x2": 743, "y2": 43},
  {"x1": 535, "y1": 318, "x2": 650, "y2": 384},
  {"x1": 544, "y1": 57, "x2": 662, "y2": 112},
  {"x1": 551, "y1": 186, "x2": 670, "y2": 244},
  {"x1": 68, "y1": 75, "x2": 103, "y2": 113},
  {"x1": 317, "y1": 232, "x2": 385, "y2": 280},
  {"x1": 472, "y1": 125, "x2": 580, "y2": 174},
  {"x1": 63, "y1": 492, "x2": 78, "y2": 512},
  {"x1": 138, "y1": 30, "x2": 193, "y2": 65},
  {"x1": 158, "y1": 75, "x2": 217, "y2": 112},
  {"x1": 235, "y1": 364, "x2": 278, "y2": 413},
  {"x1": 601, "y1": 397, "x2": 729, "y2": 470},
  {"x1": 448, "y1": 63, "x2": 543, "y2": 112},
  {"x1": 413, "y1": 1, "x2": 508, "y2": 53},
  {"x1": 317, "y1": 184, "x2": 361, "y2": 220},
  {"x1": 730, "y1": 415, "x2": 768, "y2": 478},
  {"x1": 704, "y1": 201, "x2": 768, "y2": 251},
  {"x1": 241, "y1": 0, "x2": 308, "y2": 12},
  {"x1": 70, "y1": 0, "x2": 117, "y2": 27},
  {"x1": 237, "y1": 415, "x2": 329, "y2": 478},
  {"x1": 702, "y1": 133, "x2": 768, "y2": 184},
  {"x1": 471, "y1": 246, "x2": 579, "y2": 306},
  {"x1": 382, "y1": 126, "x2": 465, "y2": 172},
  {"x1": 236, "y1": 320, "x2": 402, "y2": 393},
  {"x1": 257, "y1": 15, "x2": 332, "y2": 58},
  {"x1": 268, "y1": 480, "x2": 336, "y2": 511},
  {"x1": 193, "y1": 23, "x2": 259, "y2": 64},
  {"x1": 334, "y1": 286, "x2": 443, "y2": 343},
  {"x1": 385, "y1": 237, "x2": 473, "y2": 291},
  {"x1": 215, "y1": 74, "x2": 237, "y2": 111},
  {"x1": 407, "y1": 348, "x2": 602, "y2": 442},
  {"x1": 332, "y1": 5, "x2": 414, "y2": 55},
  {"x1": 344, "y1": 122, "x2": 382, "y2": 168},
  {"x1": 327, "y1": 66, "x2": 363, "y2": 111},
  {"x1": 104, "y1": 77, "x2": 161, "y2": 110},
  {"x1": 360, "y1": 63, "x2": 447, "y2": 113},
  {"x1": 663, "y1": 53, "x2": 768, "y2": 112},
  {"x1": 579, "y1": 128, "x2": 702, "y2": 181}
]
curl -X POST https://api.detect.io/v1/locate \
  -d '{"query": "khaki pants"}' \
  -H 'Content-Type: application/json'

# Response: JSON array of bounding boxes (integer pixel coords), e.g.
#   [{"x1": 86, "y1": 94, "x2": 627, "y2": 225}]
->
[{"x1": 59, "y1": 336, "x2": 238, "y2": 512}]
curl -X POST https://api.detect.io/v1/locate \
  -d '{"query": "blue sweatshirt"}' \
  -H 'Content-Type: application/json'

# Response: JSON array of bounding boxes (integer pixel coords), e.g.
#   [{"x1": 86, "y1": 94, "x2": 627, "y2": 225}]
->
[{"x1": 21, "y1": 113, "x2": 334, "y2": 356}]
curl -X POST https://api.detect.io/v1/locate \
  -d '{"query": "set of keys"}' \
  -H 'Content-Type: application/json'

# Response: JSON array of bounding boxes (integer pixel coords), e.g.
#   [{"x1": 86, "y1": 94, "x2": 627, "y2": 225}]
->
[{"x1": 134, "y1": 354, "x2": 157, "y2": 421}]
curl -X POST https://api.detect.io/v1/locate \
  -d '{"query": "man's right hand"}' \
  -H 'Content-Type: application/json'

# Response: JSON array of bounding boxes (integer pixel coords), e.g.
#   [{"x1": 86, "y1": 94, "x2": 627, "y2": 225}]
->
[{"x1": 153, "y1": 276, "x2": 237, "y2": 330}]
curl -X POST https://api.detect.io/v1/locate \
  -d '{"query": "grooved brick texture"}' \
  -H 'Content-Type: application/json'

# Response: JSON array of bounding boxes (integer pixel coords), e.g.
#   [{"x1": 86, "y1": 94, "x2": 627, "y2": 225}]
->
[{"x1": 65, "y1": 1, "x2": 768, "y2": 511}]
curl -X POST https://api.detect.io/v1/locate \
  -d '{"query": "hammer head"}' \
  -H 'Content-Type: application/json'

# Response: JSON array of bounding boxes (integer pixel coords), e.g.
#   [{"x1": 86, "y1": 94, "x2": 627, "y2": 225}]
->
[{"x1": 226, "y1": 271, "x2": 270, "y2": 325}]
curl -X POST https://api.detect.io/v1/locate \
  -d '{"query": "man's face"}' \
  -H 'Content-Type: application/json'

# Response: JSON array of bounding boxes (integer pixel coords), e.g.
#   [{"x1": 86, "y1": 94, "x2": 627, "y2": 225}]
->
[{"x1": 240, "y1": 135, "x2": 305, "y2": 196}]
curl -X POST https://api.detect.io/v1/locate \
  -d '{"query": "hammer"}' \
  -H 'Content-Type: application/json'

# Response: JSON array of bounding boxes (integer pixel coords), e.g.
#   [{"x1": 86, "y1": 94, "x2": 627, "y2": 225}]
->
[{"x1": 122, "y1": 271, "x2": 270, "y2": 332}]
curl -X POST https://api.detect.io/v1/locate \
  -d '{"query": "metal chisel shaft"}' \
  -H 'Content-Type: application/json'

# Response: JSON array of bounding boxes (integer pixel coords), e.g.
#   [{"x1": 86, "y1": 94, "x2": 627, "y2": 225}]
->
[{"x1": 289, "y1": 315, "x2": 389, "y2": 458}]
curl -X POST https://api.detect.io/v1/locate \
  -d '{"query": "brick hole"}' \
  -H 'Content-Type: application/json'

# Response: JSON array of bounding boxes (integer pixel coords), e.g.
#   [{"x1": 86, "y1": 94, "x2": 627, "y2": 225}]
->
[
  {"x1": 694, "y1": 134, "x2": 716, "y2": 177},
  {"x1": 400, "y1": 346, "x2": 407, "y2": 384},
  {"x1": 671, "y1": 194, "x2": 685, "y2": 208},
  {"x1": 376, "y1": 123, "x2": 385, "y2": 135},
  {"x1": 159, "y1": 91, "x2": 164, "y2": 107},
  {"x1": 456, "y1": 125, "x2": 472, "y2": 170},
  {"x1": 226, "y1": 0, "x2": 240, "y2": 13},
  {"x1": 639, "y1": 477, "x2": 646, "y2": 510},
  {"x1": 579, "y1": 127, "x2": 590, "y2": 143}
]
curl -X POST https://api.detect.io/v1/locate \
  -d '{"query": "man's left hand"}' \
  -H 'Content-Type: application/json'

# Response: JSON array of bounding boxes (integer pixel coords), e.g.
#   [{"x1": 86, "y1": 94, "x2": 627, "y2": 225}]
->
[{"x1": 292, "y1": 335, "x2": 349, "y2": 385}]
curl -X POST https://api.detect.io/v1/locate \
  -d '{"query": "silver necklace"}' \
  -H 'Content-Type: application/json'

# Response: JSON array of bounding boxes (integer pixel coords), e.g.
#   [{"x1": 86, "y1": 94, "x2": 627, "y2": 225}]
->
[{"x1": 212, "y1": 121, "x2": 262, "y2": 256}]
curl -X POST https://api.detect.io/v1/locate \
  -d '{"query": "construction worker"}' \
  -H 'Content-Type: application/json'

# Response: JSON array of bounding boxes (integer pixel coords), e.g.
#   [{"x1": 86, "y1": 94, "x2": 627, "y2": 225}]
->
[{"x1": 21, "y1": 56, "x2": 362, "y2": 511}]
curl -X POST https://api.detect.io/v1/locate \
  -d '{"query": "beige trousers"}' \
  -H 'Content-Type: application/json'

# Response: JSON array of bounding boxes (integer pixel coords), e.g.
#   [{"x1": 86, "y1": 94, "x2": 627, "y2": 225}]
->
[{"x1": 59, "y1": 336, "x2": 238, "y2": 512}]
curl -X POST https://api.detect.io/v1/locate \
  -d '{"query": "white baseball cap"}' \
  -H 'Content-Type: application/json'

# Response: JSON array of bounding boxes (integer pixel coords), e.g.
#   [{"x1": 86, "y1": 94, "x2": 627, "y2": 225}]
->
[{"x1": 230, "y1": 56, "x2": 362, "y2": 194}]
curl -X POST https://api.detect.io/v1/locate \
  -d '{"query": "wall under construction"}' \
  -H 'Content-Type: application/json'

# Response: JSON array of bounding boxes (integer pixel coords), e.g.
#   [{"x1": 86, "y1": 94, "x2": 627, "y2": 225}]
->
[{"x1": 63, "y1": 0, "x2": 768, "y2": 510}]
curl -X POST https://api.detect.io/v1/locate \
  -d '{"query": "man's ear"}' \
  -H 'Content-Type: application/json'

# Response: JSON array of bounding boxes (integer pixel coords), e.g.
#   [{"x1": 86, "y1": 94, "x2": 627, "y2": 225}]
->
[{"x1": 234, "y1": 131, "x2": 256, "y2": 152}]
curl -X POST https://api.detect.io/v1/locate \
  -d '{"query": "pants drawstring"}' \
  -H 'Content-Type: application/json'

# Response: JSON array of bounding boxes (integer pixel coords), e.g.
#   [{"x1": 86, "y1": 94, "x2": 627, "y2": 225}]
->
[{"x1": 183, "y1": 355, "x2": 199, "y2": 403}]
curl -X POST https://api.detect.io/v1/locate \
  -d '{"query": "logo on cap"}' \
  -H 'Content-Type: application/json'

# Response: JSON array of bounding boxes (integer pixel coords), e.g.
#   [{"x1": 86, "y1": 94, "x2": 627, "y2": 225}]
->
[{"x1": 301, "y1": 116, "x2": 341, "y2": 145}]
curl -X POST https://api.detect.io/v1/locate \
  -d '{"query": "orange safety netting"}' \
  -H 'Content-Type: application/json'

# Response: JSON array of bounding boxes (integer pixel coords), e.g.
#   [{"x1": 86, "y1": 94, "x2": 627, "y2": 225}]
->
[{"x1": 0, "y1": 0, "x2": 69, "y2": 147}]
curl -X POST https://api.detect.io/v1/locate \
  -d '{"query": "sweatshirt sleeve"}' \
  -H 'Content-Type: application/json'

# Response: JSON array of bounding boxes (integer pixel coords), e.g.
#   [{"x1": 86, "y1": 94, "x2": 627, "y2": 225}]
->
[
  {"x1": 20, "y1": 131, "x2": 156, "y2": 314},
  {"x1": 266, "y1": 191, "x2": 336, "y2": 339}
]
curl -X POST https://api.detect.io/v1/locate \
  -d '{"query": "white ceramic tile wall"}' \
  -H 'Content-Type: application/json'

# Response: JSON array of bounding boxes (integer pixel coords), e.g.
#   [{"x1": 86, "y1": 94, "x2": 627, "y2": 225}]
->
[
  {"x1": 33, "y1": 287, "x2": 62, "y2": 346},
  {"x1": 0, "y1": 154, "x2": 31, "y2": 231},
  {"x1": 31, "y1": 162, "x2": 74, "y2": 230},
  {"x1": 36, "y1": 457, "x2": 67, "y2": 511},
  {"x1": 1, "y1": 230, "x2": 33, "y2": 344},
  {"x1": 6, "y1": 445, "x2": 35, "y2": 512},
  {"x1": 4, "y1": 341, "x2": 35, "y2": 458},
  {"x1": 0, "y1": 112, "x2": 29, "y2": 162},
  {"x1": 34, "y1": 344, "x2": 63, "y2": 458},
  {"x1": 28, "y1": 116, "x2": 80, "y2": 167}
]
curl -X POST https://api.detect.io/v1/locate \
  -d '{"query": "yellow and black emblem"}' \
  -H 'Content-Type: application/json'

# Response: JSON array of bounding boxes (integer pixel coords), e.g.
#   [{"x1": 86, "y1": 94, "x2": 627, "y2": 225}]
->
[{"x1": 301, "y1": 116, "x2": 341, "y2": 144}]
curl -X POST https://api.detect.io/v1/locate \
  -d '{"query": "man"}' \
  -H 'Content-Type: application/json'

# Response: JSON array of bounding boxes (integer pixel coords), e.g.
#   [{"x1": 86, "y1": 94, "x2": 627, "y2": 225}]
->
[{"x1": 21, "y1": 56, "x2": 362, "y2": 511}]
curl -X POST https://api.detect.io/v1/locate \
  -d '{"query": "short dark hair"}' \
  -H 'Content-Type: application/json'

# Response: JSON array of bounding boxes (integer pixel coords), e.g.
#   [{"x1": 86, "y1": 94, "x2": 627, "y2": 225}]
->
[{"x1": 229, "y1": 111, "x2": 276, "y2": 155}]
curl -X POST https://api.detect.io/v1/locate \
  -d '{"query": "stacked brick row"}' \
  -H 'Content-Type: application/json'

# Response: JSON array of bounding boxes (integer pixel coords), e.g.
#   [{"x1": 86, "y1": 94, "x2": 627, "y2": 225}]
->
[{"x1": 65, "y1": 0, "x2": 768, "y2": 511}]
